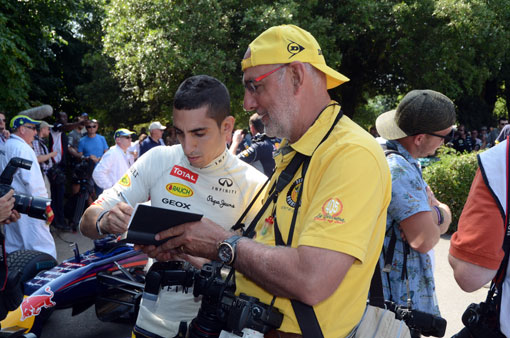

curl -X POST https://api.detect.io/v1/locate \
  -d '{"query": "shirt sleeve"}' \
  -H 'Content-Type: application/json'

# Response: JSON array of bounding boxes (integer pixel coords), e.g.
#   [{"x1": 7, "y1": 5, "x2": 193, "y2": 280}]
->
[
  {"x1": 101, "y1": 136, "x2": 108, "y2": 153},
  {"x1": 78, "y1": 138, "x2": 84, "y2": 153},
  {"x1": 387, "y1": 155, "x2": 430, "y2": 223},
  {"x1": 237, "y1": 143, "x2": 259, "y2": 164},
  {"x1": 92, "y1": 149, "x2": 113, "y2": 189},
  {"x1": 450, "y1": 170, "x2": 505, "y2": 270}
]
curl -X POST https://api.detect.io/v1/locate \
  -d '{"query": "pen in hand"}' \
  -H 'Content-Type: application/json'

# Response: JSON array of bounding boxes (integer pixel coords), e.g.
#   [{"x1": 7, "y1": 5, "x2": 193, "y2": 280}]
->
[{"x1": 119, "y1": 191, "x2": 133, "y2": 208}]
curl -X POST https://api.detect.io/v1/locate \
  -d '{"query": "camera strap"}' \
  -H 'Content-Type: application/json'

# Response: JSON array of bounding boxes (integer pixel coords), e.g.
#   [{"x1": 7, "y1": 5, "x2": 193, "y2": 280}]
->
[{"x1": 0, "y1": 233, "x2": 6, "y2": 291}]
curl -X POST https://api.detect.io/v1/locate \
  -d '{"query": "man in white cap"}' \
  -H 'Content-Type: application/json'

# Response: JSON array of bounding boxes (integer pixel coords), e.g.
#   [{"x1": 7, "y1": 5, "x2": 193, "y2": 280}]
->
[
  {"x1": 93, "y1": 128, "x2": 135, "y2": 190},
  {"x1": 139, "y1": 121, "x2": 166, "y2": 157},
  {"x1": 0, "y1": 115, "x2": 56, "y2": 258},
  {"x1": 139, "y1": 25, "x2": 391, "y2": 337},
  {"x1": 375, "y1": 89, "x2": 454, "y2": 317}
]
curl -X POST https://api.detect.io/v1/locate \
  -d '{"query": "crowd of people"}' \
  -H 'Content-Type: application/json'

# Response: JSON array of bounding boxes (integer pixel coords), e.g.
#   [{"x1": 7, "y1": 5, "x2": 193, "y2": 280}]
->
[{"x1": 0, "y1": 23, "x2": 509, "y2": 338}]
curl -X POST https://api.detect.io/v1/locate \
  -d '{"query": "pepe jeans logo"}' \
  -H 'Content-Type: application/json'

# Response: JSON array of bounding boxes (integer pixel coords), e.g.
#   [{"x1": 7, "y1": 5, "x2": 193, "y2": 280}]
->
[
  {"x1": 170, "y1": 165, "x2": 198, "y2": 184},
  {"x1": 287, "y1": 40, "x2": 305, "y2": 58},
  {"x1": 166, "y1": 183, "x2": 194, "y2": 197},
  {"x1": 218, "y1": 178, "x2": 233, "y2": 187}
]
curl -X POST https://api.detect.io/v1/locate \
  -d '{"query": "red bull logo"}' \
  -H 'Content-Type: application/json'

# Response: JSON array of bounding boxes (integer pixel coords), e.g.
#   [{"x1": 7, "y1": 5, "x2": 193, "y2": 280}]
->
[{"x1": 20, "y1": 286, "x2": 56, "y2": 321}]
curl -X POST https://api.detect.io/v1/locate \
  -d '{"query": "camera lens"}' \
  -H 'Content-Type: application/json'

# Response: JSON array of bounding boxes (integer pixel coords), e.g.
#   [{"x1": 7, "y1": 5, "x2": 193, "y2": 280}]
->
[{"x1": 188, "y1": 301, "x2": 225, "y2": 338}]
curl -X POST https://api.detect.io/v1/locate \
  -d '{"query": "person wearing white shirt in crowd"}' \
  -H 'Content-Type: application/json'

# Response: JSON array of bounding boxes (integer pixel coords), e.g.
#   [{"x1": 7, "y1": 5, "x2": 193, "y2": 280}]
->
[
  {"x1": 92, "y1": 128, "x2": 135, "y2": 190},
  {"x1": 0, "y1": 115, "x2": 55, "y2": 258},
  {"x1": 0, "y1": 113, "x2": 10, "y2": 155}
]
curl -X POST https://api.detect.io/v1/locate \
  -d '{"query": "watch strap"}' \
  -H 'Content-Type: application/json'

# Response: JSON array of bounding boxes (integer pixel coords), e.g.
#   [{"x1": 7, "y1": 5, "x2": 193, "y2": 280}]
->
[
  {"x1": 95, "y1": 209, "x2": 109, "y2": 236},
  {"x1": 219, "y1": 235, "x2": 242, "y2": 265}
]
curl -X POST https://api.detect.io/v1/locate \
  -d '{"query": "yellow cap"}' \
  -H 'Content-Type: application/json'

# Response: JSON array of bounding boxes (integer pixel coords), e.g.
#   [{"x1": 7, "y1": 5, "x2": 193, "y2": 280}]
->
[{"x1": 241, "y1": 25, "x2": 349, "y2": 89}]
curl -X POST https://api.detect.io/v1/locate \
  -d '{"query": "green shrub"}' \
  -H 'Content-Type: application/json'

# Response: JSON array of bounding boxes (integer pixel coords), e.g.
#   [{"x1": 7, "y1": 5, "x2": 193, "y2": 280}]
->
[{"x1": 422, "y1": 147, "x2": 480, "y2": 232}]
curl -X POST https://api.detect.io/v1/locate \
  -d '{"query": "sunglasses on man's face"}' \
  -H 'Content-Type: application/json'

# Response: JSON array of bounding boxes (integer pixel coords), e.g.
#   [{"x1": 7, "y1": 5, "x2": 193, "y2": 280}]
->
[
  {"x1": 23, "y1": 125, "x2": 37, "y2": 130},
  {"x1": 86, "y1": 125, "x2": 98, "y2": 129},
  {"x1": 425, "y1": 129, "x2": 455, "y2": 143}
]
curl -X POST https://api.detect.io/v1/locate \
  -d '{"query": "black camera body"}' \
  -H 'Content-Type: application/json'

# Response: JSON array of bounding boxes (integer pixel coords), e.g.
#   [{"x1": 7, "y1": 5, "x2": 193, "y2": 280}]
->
[
  {"x1": 146, "y1": 261, "x2": 283, "y2": 337},
  {"x1": 385, "y1": 301, "x2": 447, "y2": 337},
  {"x1": 451, "y1": 301, "x2": 505, "y2": 338},
  {"x1": 0, "y1": 157, "x2": 51, "y2": 220}
]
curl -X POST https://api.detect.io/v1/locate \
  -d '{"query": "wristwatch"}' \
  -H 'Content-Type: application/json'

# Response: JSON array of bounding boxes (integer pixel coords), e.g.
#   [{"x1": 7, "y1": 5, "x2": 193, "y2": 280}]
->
[
  {"x1": 95, "y1": 210, "x2": 110, "y2": 236},
  {"x1": 217, "y1": 235, "x2": 242, "y2": 265}
]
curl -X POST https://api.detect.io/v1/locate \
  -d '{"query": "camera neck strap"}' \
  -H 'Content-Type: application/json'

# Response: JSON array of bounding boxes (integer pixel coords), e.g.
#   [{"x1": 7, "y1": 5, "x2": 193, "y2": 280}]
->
[{"x1": 0, "y1": 233, "x2": 6, "y2": 291}]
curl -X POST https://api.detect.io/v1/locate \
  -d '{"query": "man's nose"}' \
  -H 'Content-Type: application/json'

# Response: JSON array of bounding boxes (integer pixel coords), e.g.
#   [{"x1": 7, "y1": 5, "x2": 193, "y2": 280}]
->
[{"x1": 243, "y1": 90, "x2": 258, "y2": 113}]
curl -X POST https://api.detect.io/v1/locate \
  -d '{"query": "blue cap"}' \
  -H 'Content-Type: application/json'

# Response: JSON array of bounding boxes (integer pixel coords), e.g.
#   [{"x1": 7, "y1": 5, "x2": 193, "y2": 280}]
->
[
  {"x1": 10, "y1": 115, "x2": 41, "y2": 129},
  {"x1": 114, "y1": 128, "x2": 135, "y2": 138}
]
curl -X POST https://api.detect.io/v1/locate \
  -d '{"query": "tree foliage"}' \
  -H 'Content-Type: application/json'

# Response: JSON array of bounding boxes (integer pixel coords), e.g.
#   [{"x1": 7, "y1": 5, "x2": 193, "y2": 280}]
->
[{"x1": 2, "y1": 0, "x2": 510, "y2": 129}]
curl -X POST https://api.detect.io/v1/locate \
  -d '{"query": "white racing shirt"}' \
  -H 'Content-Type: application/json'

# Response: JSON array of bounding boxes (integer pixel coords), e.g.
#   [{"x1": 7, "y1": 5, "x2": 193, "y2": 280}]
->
[{"x1": 94, "y1": 145, "x2": 267, "y2": 337}]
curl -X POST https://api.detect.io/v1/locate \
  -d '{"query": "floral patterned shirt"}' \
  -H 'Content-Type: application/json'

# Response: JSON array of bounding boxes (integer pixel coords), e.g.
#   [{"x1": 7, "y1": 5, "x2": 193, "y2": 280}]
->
[{"x1": 379, "y1": 140, "x2": 440, "y2": 316}]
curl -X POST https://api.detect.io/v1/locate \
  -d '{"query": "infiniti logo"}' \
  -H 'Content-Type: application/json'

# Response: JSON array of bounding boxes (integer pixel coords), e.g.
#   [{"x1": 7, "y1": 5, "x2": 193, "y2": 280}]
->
[{"x1": 218, "y1": 178, "x2": 233, "y2": 187}]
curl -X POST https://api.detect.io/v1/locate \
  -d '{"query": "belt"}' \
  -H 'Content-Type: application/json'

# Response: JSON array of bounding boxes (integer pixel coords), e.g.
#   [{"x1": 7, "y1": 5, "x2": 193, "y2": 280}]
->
[{"x1": 265, "y1": 330, "x2": 302, "y2": 338}]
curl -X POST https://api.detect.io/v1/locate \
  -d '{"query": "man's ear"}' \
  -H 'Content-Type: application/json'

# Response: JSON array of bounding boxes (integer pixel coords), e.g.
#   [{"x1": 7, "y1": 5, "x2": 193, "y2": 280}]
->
[
  {"x1": 414, "y1": 134, "x2": 426, "y2": 146},
  {"x1": 221, "y1": 116, "x2": 235, "y2": 135},
  {"x1": 289, "y1": 62, "x2": 305, "y2": 93}
]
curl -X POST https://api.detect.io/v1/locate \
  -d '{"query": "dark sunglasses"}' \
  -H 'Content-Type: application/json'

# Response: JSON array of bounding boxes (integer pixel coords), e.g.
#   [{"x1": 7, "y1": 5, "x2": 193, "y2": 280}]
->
[
  {"x1": 243, "y1": 64, "x2": 289, "y2": 94},
  {"x1": 23, "y1": 125, "x2": 37, "y2": 130},
  {"x1": 86, "y1": 125, "x2": 98, "y2": 129},
  {"x1": 425, "y1": 129, "x2": 454, "y2": 142},
  {"x1": 0, "y1": 119, "x2": 6, "y2": 122}
]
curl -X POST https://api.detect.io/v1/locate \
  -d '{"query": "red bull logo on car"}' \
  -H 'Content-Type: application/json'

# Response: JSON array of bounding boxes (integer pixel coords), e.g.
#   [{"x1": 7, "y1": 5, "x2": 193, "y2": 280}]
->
[
  {"x1": 166, "y1": 183, "x2": 194, "y2": 197},
  {"x1": 20, "y1": 286, "x2": 56, "y2": 321}
]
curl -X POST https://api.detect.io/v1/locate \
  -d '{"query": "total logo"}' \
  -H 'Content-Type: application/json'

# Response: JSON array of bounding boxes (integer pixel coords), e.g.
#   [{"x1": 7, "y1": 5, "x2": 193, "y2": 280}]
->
[
  {"x1": 166, "y1": 183, "x2": 194, "y2": 197},
  {"x1": 170, "y1": 165, "x2": 198, "y2": 184}
]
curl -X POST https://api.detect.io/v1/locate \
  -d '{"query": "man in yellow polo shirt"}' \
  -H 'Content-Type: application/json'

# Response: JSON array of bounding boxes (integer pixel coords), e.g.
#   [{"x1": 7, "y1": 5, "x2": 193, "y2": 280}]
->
[{"x1": 141, "y1": 25, "x2": 391, "y2": 337}]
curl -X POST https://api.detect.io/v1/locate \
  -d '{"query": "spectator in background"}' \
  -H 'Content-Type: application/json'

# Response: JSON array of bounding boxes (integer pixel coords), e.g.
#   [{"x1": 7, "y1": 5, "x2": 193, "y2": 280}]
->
[
  {"x1": 78, "y1": 119, "x2": 109, "y2": 197},
  {"x1": 93, "y1": 128, "x2": 135, "y2": 190},
  {"x1": 139, "y1": 121, "x2": 166, "y2": 156},
  {"x1": 369, "y1": 125, "x2": 379, "y2": 137},
  {"x1": 164, "y1": 123, "x2": 179, "y2": 146},
  {"x1": 32, "y1": 121, "x2": 57, "y2": 198},
  {"x1": 1, "y1": 115, "x2": 55, "y2": 258},
  {"x1": 452, "y1": 124, "x2": 472, "y2": 153},
  {"x1": 0, "y1": 113, "x2": 10, "y2": 151},
  {"x1": 487, "y1": 117, "x2": 508, "y2": 147},
  {"x1": 230, "y1": 113, "x2": 279, "y2": 176},
  {"x1": 496, "y1": 124, "x2": 510, "y2": 144},
  {"x1": 480, "y1": 126, "x2": 489, "y2": 149},
  {"x1": 49, "y1": 111, "x2": 70, "y2": 231},
  {"x1": 470, "y1": 129, "x2": 482, "y2": 151}
]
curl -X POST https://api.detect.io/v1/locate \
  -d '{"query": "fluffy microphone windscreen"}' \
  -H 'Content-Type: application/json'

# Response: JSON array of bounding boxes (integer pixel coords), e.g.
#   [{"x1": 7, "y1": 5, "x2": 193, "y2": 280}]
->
[{"x1": 18, "y1": 105, "x2": 53, "y2": 120}]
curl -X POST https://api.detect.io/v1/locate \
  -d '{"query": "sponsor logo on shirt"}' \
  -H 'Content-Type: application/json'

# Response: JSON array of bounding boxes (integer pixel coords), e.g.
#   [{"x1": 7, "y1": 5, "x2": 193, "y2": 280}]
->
[
  {"x1": 118, "y1": 174, "x2": 131, "y2": 187},
  {"x1": 206, "y1": 195, "x2": 235, "y2": 208},
  {"x1": 218, "y1": 177, "x2": 233, "y2": 187},
  {"x1": 286, "y1": 178, "x2": 303, "y2": 208},
  {"x1": 161, "y1": 198, "x2": 191, "y2": 209},
  {"x1": 170, "y1": 165, "x2": 198, "y2": 184},
  {"x1": 166, "y1": 183, "x2": 194, "y2": 197},
  {"x1": 211, "y1": 186, "x2": 238, "y2": 194},
  {"x1": 314, "y1": 198, "x2": 345, "y2": 224}
]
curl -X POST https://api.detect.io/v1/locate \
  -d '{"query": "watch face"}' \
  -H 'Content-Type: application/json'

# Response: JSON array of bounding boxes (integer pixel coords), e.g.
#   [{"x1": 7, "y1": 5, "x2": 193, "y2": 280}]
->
[{"x1": 218, "y1": 244, "x2": 233, "y2": 264}]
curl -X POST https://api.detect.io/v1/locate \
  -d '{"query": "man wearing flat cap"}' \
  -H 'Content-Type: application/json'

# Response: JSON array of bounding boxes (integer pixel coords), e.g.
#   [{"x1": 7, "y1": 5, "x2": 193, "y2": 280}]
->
[
  {"x1": 140, "y1": 25, "x2": 391, "y2": 337},
  {"x1": 376, "y1": 89, "x2": 454, "y2": 317},
  {"x1": 0, "y1": 115, "x2": 56, "y2": 258}
]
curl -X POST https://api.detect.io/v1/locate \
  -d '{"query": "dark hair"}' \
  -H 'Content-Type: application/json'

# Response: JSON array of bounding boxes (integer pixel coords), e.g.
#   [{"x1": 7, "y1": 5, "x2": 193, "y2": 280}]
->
[
  {"x1": 249, "y1": 113, "x2": 264, "y2": 134},
  {"x1": 173, "y1": 75, "x2": 230, "y2": 126}
]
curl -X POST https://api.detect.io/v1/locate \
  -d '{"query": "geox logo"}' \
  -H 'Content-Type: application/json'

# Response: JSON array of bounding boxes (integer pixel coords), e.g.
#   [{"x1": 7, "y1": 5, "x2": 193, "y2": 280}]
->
[{"x1": 287, "y1": 40, "x2": 305, "y2": 58}]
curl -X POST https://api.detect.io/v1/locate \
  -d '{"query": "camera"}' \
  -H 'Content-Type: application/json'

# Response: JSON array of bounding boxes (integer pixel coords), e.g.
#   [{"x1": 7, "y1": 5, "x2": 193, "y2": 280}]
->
[
  {"x1": 451, "y1": 301, "x2": 505, "y2": 338},
  {"x1": 385, "y1": 301, "x2": 447, "y2": 337},
  {"x1": 145, "y1": 261, "x2": 283, "y2": 337},
  {"x1": 0, "y1": 157, "x2": 51, "y2": 220}
]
